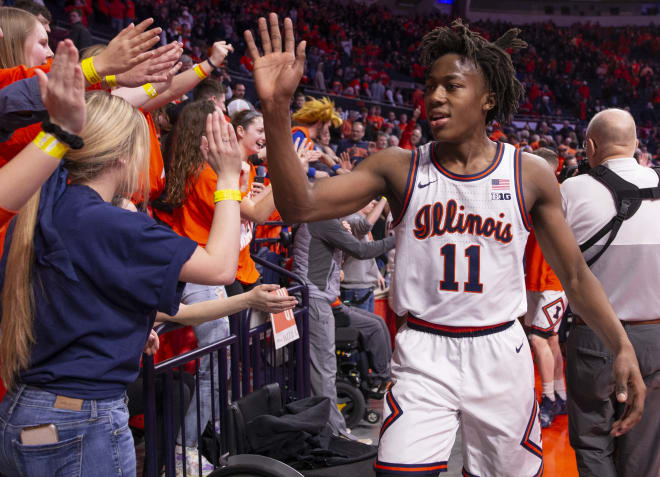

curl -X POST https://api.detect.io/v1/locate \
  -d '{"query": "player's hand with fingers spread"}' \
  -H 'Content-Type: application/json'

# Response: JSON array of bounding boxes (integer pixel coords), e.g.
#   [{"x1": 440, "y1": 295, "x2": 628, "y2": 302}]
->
[
  {"x1": 610, "y1": 345, "x2": 646, "y2": 436},
  {"x1": 244, "y1": 12, "x2": 306, "y2": 105},
  {"x1": 116, "y1": 41, "x2": 183, "y2": 88},
  {"x1": 247, "y1": 284, "x2": 298, "y2": 314},
  {"x1": 35, "y1": 39, "x2": 85, "y2": 135},
  {"x1": 200, "y1": 111, "x2": 243, "y2": 183},
  {"x1": 94, "y1": 18, "x2": 162, "y2": 76}
]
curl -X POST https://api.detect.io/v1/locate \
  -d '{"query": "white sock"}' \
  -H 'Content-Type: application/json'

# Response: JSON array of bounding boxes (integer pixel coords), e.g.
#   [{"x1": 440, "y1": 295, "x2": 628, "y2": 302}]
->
[
  {"x1": 554, "y1": 379, "x2": 567, "y2": 400},
  {"x1": 542, "y1": 382, "x2": 555, "y2": 400}
]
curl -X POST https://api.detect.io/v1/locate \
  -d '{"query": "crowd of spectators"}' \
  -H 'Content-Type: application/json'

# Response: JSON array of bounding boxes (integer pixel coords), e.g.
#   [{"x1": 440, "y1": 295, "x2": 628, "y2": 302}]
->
[{"x1": 60, "y1": 0, "x2": 660, "y2": 126}]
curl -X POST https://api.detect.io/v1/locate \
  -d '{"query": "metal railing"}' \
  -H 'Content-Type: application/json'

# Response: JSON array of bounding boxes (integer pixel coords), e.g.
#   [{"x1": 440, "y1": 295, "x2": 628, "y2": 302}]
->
[{"x1": 141, "y1": 258, "x2": 309, "y2": 477}]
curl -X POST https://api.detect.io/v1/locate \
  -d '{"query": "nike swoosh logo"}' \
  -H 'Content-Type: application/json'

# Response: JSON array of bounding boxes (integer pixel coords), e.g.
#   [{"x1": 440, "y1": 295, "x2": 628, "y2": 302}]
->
[
  {"x1": 418, "y1": 180, "x2": 437, "y2": 189},
  {"x1": 516, "y1": 342, "x2": 524, "y2": 353}
]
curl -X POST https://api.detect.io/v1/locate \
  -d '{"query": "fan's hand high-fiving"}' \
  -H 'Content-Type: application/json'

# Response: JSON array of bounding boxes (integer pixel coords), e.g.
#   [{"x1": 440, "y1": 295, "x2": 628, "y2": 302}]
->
[{"x1": 244, "y1": 13, "x2": 306, "y2": 104}]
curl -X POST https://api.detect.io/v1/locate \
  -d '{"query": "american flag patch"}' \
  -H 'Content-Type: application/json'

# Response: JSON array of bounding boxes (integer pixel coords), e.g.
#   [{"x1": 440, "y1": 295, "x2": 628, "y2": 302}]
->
[{"x1": 491, "y1": 179, "x2": 510, "y2": 190}]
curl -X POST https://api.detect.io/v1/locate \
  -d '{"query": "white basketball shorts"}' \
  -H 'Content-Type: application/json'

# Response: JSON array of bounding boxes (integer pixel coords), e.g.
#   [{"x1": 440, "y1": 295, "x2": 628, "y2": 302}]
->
[
  {"x1": 376, "y1": 318, "x2": 543, "y2": 477},
  {"x1": 524, "y1": 290, "x2": 566, "y2": 338}
]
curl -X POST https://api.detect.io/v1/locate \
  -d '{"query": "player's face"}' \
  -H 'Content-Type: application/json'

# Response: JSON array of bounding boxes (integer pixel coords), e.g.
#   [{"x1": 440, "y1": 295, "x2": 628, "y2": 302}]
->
[{"x1": 424, "y1": 53, "x2": 492, "y2": 143}]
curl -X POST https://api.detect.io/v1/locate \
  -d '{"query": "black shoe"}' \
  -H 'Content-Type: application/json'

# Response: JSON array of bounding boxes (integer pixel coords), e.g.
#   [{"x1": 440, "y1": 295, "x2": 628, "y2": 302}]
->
[
  {"x1": 539, "y1": 395, "x2": 558, "y2": 428},
  {"x1": 554, "y1": 392, "x2": 567, "y2": 415}
]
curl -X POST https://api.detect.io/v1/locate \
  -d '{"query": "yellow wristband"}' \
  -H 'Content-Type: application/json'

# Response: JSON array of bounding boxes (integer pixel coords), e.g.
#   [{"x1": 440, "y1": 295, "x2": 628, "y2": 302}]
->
[
  {"x1": 105, "y1": 74, "x2": 118, "y2": 88},
  {"x1": 213, "y1": 189, "x2": 242, "y2": 203},
  {"x1": 193, "y1": 64, "x2": 209, "y2": 80},
  {"x1": 142, "y1": 83, "x2": 158, "y2": 98},
  {"x1": 33, "y1": 131, "x2": 68, "y2": 160},
  {"x1": 81, "y1": 57, "x2": 102, "y2": 85}
]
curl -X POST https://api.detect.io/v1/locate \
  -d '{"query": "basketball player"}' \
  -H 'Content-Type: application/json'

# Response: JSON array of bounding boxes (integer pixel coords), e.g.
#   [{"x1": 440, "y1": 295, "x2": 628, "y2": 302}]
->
[
  {"x1": 523, "y1": 148, "x2": 568, "y2": 428},
  {"x1": 245, "y1": 15, "x2": 645, "y2": 476}
]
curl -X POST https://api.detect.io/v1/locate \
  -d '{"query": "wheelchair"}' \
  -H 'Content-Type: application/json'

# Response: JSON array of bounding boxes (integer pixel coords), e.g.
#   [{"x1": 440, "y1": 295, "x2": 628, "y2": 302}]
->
[{"x1": 334, "y1": 317, "x2": 387, "y2": 428}]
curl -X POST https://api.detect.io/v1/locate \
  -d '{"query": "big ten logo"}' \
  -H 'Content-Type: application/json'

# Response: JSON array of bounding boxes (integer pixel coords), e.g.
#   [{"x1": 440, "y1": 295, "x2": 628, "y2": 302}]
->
[{"x1": 491, "y1": 192, "x2": 512, "y2": 201}]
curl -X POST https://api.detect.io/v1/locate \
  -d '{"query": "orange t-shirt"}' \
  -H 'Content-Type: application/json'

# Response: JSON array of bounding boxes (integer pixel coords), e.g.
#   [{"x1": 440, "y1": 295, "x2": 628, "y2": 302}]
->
[
  {"x1": 235, "y1": 162, "x2": 259, "y2": 284},
  {"x1": 0, "y1": 62, "x2": 53, "y2": 168},
  {"x1": 0, "y1": 207, "x2": 16, "y2": 256},
  {"x1": 0, "y1": 207, "x2": 15, "y2": 229},
  {"x1": 144, "y1": 111, "x2": 166, "y2": 201},
  {"x1": 160, "y1": 163, "x2": 261, "y2": 285},
  {"x1": 524, "y1": 230, "x2": 562, "y2": 292},
  {"x1": 254, "y1": 209, "x2": 283, "y2": 254}
]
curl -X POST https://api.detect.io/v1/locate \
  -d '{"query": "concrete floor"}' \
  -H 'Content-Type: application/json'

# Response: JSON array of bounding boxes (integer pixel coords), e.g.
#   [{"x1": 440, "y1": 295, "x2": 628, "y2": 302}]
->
[{"x1": 350, "y1": 398, "x2": 464, "y2": 477}]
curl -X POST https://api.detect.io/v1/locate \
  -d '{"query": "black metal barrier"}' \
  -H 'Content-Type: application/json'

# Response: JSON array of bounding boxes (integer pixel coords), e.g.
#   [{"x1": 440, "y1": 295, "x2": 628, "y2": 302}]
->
[{"x1": 141, "y1": 258, "x2": 309, "y2": 477}]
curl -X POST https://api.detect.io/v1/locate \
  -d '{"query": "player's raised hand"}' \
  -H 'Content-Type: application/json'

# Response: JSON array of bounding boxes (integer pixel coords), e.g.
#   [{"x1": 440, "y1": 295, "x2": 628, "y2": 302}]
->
[
  {"x1": 244, "y1": 13, "x2": 306, "y2": 104},
  {"x1": 610, "y1": 347, "x2": 646, "y2": 436}
]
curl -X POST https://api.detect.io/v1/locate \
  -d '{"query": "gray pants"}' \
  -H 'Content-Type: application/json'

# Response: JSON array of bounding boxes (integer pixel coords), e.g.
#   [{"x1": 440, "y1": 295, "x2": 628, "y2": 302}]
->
[
  {"x1": 308, "y1": 296, "x2": 347, "y2": 435},
  {"x1": 177, "y1": 283, "x2": 230, "y2": 447},
  {"x1": 332, "y1": 303, "x2": 392, "y2": 376},
  {"x1": 566, "y1": 323, "x2": 660, "y2": 477}
]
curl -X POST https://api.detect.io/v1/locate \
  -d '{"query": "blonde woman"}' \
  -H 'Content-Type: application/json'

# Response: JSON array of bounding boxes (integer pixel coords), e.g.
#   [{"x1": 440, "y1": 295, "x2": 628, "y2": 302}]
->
[
  {"x1": 0, "y1": 6, "x2": 52, "y2": 70},
  {"x1": 0, "y1": 92, "x2": 242, "y2": 476}
]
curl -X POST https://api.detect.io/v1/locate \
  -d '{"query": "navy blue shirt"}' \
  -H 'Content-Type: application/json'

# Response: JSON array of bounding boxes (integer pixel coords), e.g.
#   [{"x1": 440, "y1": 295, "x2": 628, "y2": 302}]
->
[
  {"x1": 1, "y1": 183, "x2": 197, "y2": 399},
  {"x1": 336, "y1": 139, "x2": 369, "y2": 166},
  {"x1": 0, "y1": 76, "x2": 46, "y2": 142}
]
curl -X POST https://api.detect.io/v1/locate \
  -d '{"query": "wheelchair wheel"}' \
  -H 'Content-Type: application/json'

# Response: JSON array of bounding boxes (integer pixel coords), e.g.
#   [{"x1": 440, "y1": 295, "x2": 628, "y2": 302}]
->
[
  {"x1": 209, "y1": 454, "x2": 304, "y2": 476},
  {"x1": 337, "y1": 380, "x2": 366, "y2": 428},
  {"x1": 365, "y1": 410, "x2": 380, "y2": 424}
]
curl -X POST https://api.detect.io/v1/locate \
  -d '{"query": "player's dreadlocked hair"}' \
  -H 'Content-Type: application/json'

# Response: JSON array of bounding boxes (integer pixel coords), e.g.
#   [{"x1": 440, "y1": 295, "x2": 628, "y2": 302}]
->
[{"x1": 420, "y1": 19, "x2": 527, "y2": 124}]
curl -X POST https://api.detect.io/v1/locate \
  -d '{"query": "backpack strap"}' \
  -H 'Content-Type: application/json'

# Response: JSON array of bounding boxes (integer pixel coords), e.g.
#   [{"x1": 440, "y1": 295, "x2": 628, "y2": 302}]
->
[{"x1": 579, "y1": 165, "x2": 660, "y2": 266}]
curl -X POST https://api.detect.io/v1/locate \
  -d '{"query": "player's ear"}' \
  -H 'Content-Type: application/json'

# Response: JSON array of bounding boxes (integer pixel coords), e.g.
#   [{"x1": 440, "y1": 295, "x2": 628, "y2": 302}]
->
[{"x1": 482, "y1": 92, "x2": 496, "y2": 113}]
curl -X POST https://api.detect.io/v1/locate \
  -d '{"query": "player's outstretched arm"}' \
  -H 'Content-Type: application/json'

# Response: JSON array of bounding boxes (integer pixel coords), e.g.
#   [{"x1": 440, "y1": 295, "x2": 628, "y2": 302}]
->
[
  {"x1": 245, "y1": 13, "x2": 399, "y2": 223},
  {"x1": 523, "y1": 152, "x2": 645, "y2": 437}
]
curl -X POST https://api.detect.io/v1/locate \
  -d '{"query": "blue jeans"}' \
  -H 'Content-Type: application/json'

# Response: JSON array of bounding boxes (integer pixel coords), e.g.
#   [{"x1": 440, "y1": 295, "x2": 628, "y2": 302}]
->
[
  {"x1": 178, "y1": 283, "x2": 230, "y2": 447},
  {"x1": 340, "y1": 287, "x2": 375, "y2": 313},
  {"x1": 0, "y1": 385, "x2": 134, "y2": 477}
]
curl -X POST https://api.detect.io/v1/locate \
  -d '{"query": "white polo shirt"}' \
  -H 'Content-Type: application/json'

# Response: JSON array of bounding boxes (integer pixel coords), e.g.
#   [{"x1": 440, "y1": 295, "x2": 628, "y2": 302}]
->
[{"x1": 561, "y1": 157, "x2": 660, "y2": 322}]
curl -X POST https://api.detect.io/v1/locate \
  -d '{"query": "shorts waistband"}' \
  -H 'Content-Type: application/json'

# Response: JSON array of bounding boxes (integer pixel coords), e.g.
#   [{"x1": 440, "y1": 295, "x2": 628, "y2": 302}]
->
[{"x1": 406, "y1": 315, "x2": 514, "y2": 337}]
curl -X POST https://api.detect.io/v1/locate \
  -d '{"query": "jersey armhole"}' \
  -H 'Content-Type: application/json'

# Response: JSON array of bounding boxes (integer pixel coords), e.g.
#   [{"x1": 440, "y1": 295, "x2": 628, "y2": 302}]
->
[
  {"x1": 391, "y1": 147, "x2": 419, "y2": 228},
  {"x1": 514, "y1": 148, "x2": 532, "y2": 232}
]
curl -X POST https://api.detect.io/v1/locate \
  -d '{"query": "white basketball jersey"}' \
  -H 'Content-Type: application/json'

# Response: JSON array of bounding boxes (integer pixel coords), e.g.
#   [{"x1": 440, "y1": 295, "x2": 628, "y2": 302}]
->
[{"x1": 391, "y1": 142, "x2": 531, "y2": 327}]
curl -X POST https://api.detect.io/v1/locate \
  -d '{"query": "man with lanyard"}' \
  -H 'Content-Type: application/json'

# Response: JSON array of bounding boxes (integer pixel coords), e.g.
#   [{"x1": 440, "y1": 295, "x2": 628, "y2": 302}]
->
[{"x1": 561, "y1": 108, "x2": 660, "y2": 477}]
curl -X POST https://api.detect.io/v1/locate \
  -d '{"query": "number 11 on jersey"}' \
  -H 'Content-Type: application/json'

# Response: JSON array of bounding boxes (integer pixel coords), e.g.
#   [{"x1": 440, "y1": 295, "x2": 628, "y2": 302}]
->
[{"x1": 440, "y1": 244, "x2": 484, "y2": 293}]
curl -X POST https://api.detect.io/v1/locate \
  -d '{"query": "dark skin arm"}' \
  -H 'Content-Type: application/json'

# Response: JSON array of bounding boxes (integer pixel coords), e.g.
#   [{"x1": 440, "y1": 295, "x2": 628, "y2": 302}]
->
[
  {"x1": 522, "y1": 152, "x2": 645, "y2": 437},
  {"x1": 246, "y1": 13, "x2": 411, "y2": 223}
]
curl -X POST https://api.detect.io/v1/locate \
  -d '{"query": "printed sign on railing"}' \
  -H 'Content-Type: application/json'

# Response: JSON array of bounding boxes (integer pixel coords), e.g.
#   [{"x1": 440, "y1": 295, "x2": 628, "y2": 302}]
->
[{"x1": 270, "y1": 288, "x2": 300, "y2": 349}]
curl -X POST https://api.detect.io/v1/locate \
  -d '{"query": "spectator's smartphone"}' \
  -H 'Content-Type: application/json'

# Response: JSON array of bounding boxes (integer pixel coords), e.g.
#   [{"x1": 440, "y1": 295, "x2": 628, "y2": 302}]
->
[
  {"x1": 20, "y1": 424, "x2": 58, "y2": 445},
  {"x1": 254, "y1": 176, "x2": 265, "y2": 184}
]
